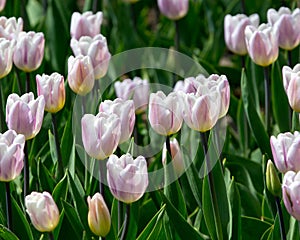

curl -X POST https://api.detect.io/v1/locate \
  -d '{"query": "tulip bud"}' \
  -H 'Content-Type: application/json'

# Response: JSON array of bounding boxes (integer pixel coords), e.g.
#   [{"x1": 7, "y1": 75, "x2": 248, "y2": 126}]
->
[
  {"x1": 99, "y1": 98, "x2": 135, "y2": 144},
  {"x1": 148, "y1": 91, "x2": 183, "y2": 136},
  {"x1": 67, "y1": 55, "x2": 95, "y2": 96},
  {"x1": 87, "y1": 193, "x2": 111, "y2": 237},
  {"x1": 282, "y1": 171, "x2": 300, "y2": 220},
  {"x1": 0, "y1": 0, "x2": 6, "y2": 12},
  {"x1": 224, "y1": 13, "x2": 259, "y2": 55},
  {"x1": 70, "y1": 34, "x2": 111, "y2": 79},
  {"x1": 270, "y1": 131, "x2": 300, "y2": 173},
  {"x1": 13, "y1": 31, "x2": 45, "y2": 72},
  {"x1": 6, "y1": 92, "x2": 45, "y2": 140},
  {"x1": 114, "y1": 77, "x2": 150, "y2": 114},
  {"x1": 0, "y1": 130, "x2": 25, "y2": 182},
  {"x1": 70, "y1": 11, "x2": 103, "y2": 40},
  {"x1": 81, "y1": 112, "x2": 121, "y2": 160},
  {"x1": 25, "y1": 191, "x2": 60, "y2": 232},
  {"x1": 157, "y1": 0, "x2": 189, "y2": 20},
  {"x1": 107, "y1": 153, "x2": 148, "y2": 203},
  {"x1": 244, "y1": 23, "x2": 278, "y2": 67},
  {"x1": 267, "y1": 7, "x2": 300, "y2": 50},
  {"x1": 0, "y1": 16, "x2": 23, "y2": 40},
  {"x1": 36, "y1": 73, "x2": 65, "y2": 113},
  {"x1": 0, "y1": 38, "x2": 15, "y2": 79},
  {"x1": 162, "y1": 138, "x2": 184, "y2": 176},
  {"x1": 282, "y1": 64, "x2": 300, "y2": 112},
  {"x1": 266, "y1": 160, "x2": 281, "y2": 197}
]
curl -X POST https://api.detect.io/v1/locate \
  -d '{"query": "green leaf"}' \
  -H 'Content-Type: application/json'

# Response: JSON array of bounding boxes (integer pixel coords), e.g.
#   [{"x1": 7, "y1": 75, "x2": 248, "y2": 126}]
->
[
  {"x1": 52, "y1": 172, "x2": 68, "y2": 210},
  {"x1": 37, "y1": 158, "x2": 55, "y2": 192},
  {"x1": 0, "y1": 224, "x2": 19, "y2": 240},
  {"x1": 48, "y1": 130, "x2": 57, "y2": 165},
  {"x1": 287, "y1": 216, "x2": 300, "y2": 240},
  {"x1": 241, "y1": 216, "x2": 272, "y2": 240}
]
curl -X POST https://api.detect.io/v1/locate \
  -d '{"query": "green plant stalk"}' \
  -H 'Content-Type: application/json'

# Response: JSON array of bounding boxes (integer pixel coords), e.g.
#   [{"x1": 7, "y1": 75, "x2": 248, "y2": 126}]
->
[
  {"x1": 288, "y1": 50, "x2": 293, "y2": 129},
  {"x1": 92, "y1": 0, "x2": 99, "y2": 13},
  {"x1": 200, "y1": 132, "x2": 223, "y2": 240},
  {"x1": 0, "y1": 81, "x2": 4, "y2": 132},
  {"x1": 275, "y1": 197, "x2": 286, "y2": 240},
  {"x1": 173, "y1": 20, "x2": 180, "y2": 85},
  {"x1": 120, "y1": 203, "x2": 131, "y2": 240},
  {"x1": 5, "y1": 182, "x2": 12, "y2": 230},
  {"x1": 241, "y1": 0, "x2": 245, "y2": 13},
  {"x1": 51, "y1": 113, "x2": 64, "y2": 180},
  {"x1": 14, "y1": 67, "x2": 23, "y2": 94},
  {"x1": 49, "y1": 232, "x2": 54, "y2": 240},
  {"x1": 24, "y1": 141, "x2": 29, "y2": 201},
  {"x1": 241, "y1": 55, "x2": 249, "y2": 157},
  {"x1": 166, "y1": 135, "x2": 172, "y2": 161},
  {"x1": 99, "y1": 160, "x2": 105, "y2": 196},
  {"x1": 26, "y1": 72, "x2": 30, "y2": 93},
  {"x1": 264, "y1": 66, "x2": 271, "y2": 135},
  {"x1": 118, "y1": 200, "x2": 123, "y2": 231}
]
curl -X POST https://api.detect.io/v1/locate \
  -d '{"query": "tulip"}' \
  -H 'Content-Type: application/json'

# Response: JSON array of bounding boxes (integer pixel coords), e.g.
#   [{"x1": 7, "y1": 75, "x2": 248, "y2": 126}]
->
[
  {"x1": 148, "y1": 91, "x2": 183, "y2": 136},
  {"x1": 0, "y1": 130, "x2": 25, "y2": 182},
  {"x1": 162, "y1": 138, "x2": 184, "y2": 176},
  {"x1": 267, "y1": 7, "x2": 300, "y2": 50},
  {"x1": 0, "y1": 38, "x2": 15, "y2": 79},
  {"x1": 107, "y1": 153, "x2": 148, "y2": 203},
  {"x1": 36, "y1": 73, "x2": 65, "y2": 113},
  {"x1": 13, "y1": 31, "x2": 45, "y2": 72},
  {"x1": 81, "y1": 112, "x2": 121, "y2": 160},
  {"x1": 0, "y1": 0, "x2": 6, "y2": 12},
  {"x1": 0, "y1": 16, "x2": 23, "y2": 40},
  {"x1": 270, "y1": 131, "x2": 300, "y2": 173},
  {"x1": 70, "y1": 11, "x2": 103, "y2": 40},
  {"x1": 266, "y1": 160, "x2": 281, "y2": 197},
  {"x1": 67, "y1": 55, "x2": 95, "y2": 95},
  {"x1": 282, "y1": 64, "x2": 300, "y2": 112},
  {"x1": 99, "y1": 98, "x2": 135, "y2": 144},
  {"x1": 25, "y1": 191, "x2": 60, "y2": 232},
  {"x1": 114, "y1": 77, "x2": 150, "y2": 114},
  {"x1": 87, "y1": 193, "x2": 111, "y2": 237},
  {"x1": 244, "y1": 23, "x2": 279, "y2": 67},
  {"x1": 282, "y1": 171, "x2": 300, "y2": 220},
  {"x1": 157, "y1": 0, "x2": 189, "y2": 20},
  {"x1": 173, "y1": 77, "x2": 199, "y2": 94},
  {"x1": 6, "y1": 92, "x2": 45, "y2": 140},
  {"x1": 70, "y1": 34, "x2": 111, "y2": 79},
  {"x1": 224, "y1": 13, "x2": 259, "y2": 55}
]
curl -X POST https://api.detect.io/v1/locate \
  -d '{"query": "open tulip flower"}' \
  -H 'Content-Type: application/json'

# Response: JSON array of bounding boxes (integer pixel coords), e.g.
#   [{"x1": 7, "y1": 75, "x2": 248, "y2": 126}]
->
[
  {"x1": 0, "y1": 38, "x2": 15, "y2": 79},
  {"x1": 0, "y1": 16, "x2": 23, "y2": 40}
]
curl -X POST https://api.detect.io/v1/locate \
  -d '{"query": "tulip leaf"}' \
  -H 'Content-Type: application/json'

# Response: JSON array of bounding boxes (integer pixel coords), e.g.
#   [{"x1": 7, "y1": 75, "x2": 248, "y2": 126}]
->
[
  {"x1": 241, "y1": 216, "x2": 272, "y2": 239},
  {"x1": 287, "y1": 216, "x2": 300, "y2": 240},
  {"x1": 241, "y1": 69, "x2": 272, "y2": 158},
  {"x1": 52, "y1": 171, "x2": 68, "y2": 210},
  {"x1": 48, "y1": 130, "x2": 58, "y2": 165},
  {"x1": 0, "y1": 224, "x2": 19, "y2": 240},
  {"x1": 37, "y1": 158, "x2": 55, "y2": 192}
]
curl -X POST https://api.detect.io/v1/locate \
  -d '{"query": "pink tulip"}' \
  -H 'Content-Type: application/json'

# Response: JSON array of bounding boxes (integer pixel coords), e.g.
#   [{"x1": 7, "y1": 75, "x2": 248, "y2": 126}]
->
[
  {"x1": 36, "y1": 73, "x2": 65, "y2": 113},
  {"x1": 99, "y1": 98, "x2": 135, "y2": 144},
  {"x1": 0, "y1": 16, "x2": 23, "y2": 40},
  {"x1": 157, "y1": 0, "x2": 189, "y2": 20},
  {"x1": 70, "y1": 34, "x2": 111, "y2": 79},
  {"x1": 81, "y1": 112, "x2": 121, "y2": 160},
  {"x1": 107, "y1": 153, "x2": 148, "y2": 203},
  {"x1": 268, "y1": 7, "x2": 300, "y2": 50},
  {"x1": 6, "y1": 92, "x2": 45, "y2": 140},
  {"x1": 224, "y1": 13, "x2": 259, "y2": 55},
  {"x1": 0, "y1": 130, "x2": 25, "y2": 182},
  {"x1": 0, "y1": 38, "x2": 15, "y2": 79},
  {"x1": 70, "y1": 11, "x2": 103, "y2": 40},
  {"x1": 148, "y1": 91, "x2": 183, "y2": 136},
  {"x1": 173, "y1": 77, "x2": 199, "y2": 94},
  {"x1": 0, "y1": 0, "x2": 6, "y2": 12},
  {"x1": 67, "y1": 55, "x2": 95, "y2": 95}
]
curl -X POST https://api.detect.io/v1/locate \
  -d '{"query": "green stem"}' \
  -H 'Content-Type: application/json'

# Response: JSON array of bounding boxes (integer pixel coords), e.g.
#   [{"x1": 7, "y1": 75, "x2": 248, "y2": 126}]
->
[
  {"x1": 174, "y1": 20, "x2": 179, "y2": 51},
  {"x1": 275, "y1": 197, "x2": 286, "y2": 240},
  {"x1": 120, "y1": 203, "x2": 131, "y2": 240},
  {"x1": 14, "y1": 67, "x2": 23, "y2": 94},
  {"x1": 99, "y1": 160, "x2": 105, "y2": 196},
  {"x1": 5, "y1": 182, "x2": 12, "y2": 230},
  {"x1": 92, "y1": 0, "x2": 99, "y2": 13},
  {"x1": 49, "y1": 232, "x2": 54, "y2": 240},
  {"x1": 166, "y1": 135, "x2": 172, "y2": 162},
  {"x1": 288, "y1": 50, "x2": 293, "y2": 129},
  {"x1": 200, "y1": 132, "x2": 223, "y2": 240},
  {"x1": 24, "y1": 141, "x2": 29, "y2": 200},
  {"x1": 0, "y1": 81, "x2": 5, "y2": 132},
  {"x1": 241, "y1": 0, "x2": 245, "y2": 13},
  {"x1": 51, "y1": 113, "x2": 64, "y2": 179},
  {"x1": 26, "y1": 72, "x2": 30, "y2": 93},
  {"x1": 264, "y1": 66, "x2": 271, "y2": 135},
  {"x1": 118, "y1": 201, "x2": 123, "y2": 231}
]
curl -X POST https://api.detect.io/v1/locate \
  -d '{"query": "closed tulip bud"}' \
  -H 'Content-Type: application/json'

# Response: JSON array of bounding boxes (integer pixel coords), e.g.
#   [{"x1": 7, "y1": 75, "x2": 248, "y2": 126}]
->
[
  {"x1": 224, "y1": 13, "x2": 259, "y2": 55},
  {"x1": 87, "y1": 193, "x2": 111, "y2": 237},
  {"x1": 67, "y1": 55, "x2": 95, "y2": 95},
  {"x1": 107, "y1": 154, "x2": 148, "y2": 203},
  {"x1": 6, "y1": 92, "x2": 45, "y2": 140},
  {"x1": 13, "y1": 31, "x2": 45, "y2": 72},
  {"x1": 282, "y1": 64, "x2": 300, "y2": 112},
  {"x1": 245, "y1": 23, "x2": 279, "y2": 67},
  {"x1": 0, "y1": 38, "x2": 15, "y2": 79},
  {"x1": 0, "y1": 16, "x2": 23, "y2": 40},
  {"x1": 266, "y1": 160, "x2": 281, "y2": 197},
  {"x1": 70, "y1": 34, "x2": 111, "y2": 79},
  {"x1": 148, "y1": 91, "x2": 183, "y2": 136},
  {"x1": 99, "y1": 98, "x2": 135, "y2": 144},
  {"x1": 81, "y1": 112, "x2": 121, "y2": 160},
  {"x1": 268, "y1": 7, "x2": 300, "y2": 50},
  {"x1": 162, "y1": 138, "x2": 184, "y2": 176},
  {"x1": 0, "y1": 0, "x2": 6, "y2": 12},
  {"x1": 270, "y1": 131, "x2": 300, "y2": 173},
  {"x1": 157, "y1": 0, "x2": 189, "y2": 20},
  {"x1": 282, "y1": 171, "x2": 300, "y2": 220},
  {"x1": 25, "y1": 192, "x2": 60, "y2": 232},
  {"x1": 70, "y1": 11, "x2": 103, "y2": 40},
  {"x1": 0, "y1": 130, "x2": 25, "y2": 182},
  {"x1": 36, "y1": 73, "x2": 65, "y2": 113},
  {"x1": 114, "y1": 77, "x2": 150, "y2": 114}
]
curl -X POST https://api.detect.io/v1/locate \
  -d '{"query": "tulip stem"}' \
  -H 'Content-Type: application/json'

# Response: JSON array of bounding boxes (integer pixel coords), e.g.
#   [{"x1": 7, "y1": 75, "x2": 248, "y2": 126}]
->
[
  {"x1": 92, "y1": 0, "x2": 99, "y2": 13},
  {"x1": 264, "y1": 66, "x2": 271, "y2": 135},
  {"x1": 49, "y1": 232, "x2": 54, "y2": 240},
  {"x1": 0, "y1": 82, "x2": 5, "y2": 132},
  {"x1": 174, "y1": 20, "x2": 179, "y2": 51},
  {"x1": 166, "y1": 135, "x2": 172, "y2": 162},
  {"x1": 99, "y1": 160, "x2": 106, "y2": 197},
  {"x1": 120, "y1": 203, "x2": 130, "y2": 240},
  {"x1": 275, "y1": 197, "x2": 286, "y2": 240},
  {"x1": 26, "y1": 72, "x2": 30, "y2": 93},
  {"x1": 287, "y1": 50, "x2": 293, "y2": 129},
  {"x1": 241, "y1": 0, "x2": 246, "y2": 14},
  {"x1": 200, "y1": 131, "x2": 223, "y2": 240},
  {"x1": 24, "y1": 141, "x2": 29, "y2": 201},
  {"x1": 118, "y1": 201, "x2": 123, "y2": 231},
  {"x1": 51, "y1": 113, "x2": 64, "y2": 179},
  {"x1": 14, "y1": 67, "x2": 23, "y2": 94},
  {"x1": 5, "y1": 182, "x2": 12, "y2": 230}
]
